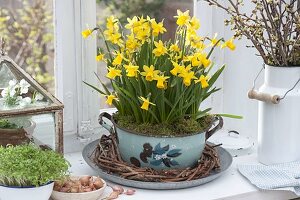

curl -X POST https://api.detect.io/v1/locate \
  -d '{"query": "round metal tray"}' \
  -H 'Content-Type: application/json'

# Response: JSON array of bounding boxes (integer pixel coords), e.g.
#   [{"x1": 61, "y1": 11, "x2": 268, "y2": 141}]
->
[{"x1": 82, "y1": 139, "x2": 232, "y2": 190}]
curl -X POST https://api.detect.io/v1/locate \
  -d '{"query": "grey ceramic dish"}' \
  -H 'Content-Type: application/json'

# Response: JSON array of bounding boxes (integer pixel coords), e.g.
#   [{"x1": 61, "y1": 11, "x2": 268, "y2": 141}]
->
[{"x1": 82, "y1": 139, "x2": 232, "y2": 190}]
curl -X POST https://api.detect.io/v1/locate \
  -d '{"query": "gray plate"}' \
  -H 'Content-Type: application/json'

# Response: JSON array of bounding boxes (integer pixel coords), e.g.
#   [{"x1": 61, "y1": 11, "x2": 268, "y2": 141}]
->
[{"x1": 82, "y1": 139, "x2": 232, "y2": 190}]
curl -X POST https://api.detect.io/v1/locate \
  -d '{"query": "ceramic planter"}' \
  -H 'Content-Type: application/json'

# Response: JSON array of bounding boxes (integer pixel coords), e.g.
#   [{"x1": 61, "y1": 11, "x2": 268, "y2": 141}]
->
[
  {"x1": 257, "y1": 64, "x2": 300, "y2": 164},
  {"x1": 0, "y1": 182, "x2": 54, "y2": 200},
  {"x1": 99, "y1": 112, "x2": 223, "y2": 170}
]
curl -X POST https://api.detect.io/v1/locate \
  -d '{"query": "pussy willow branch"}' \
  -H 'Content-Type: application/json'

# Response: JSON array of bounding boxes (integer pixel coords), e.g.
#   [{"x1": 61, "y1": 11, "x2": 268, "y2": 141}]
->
[{"x1": 203, "y1": 0, "x2": 300, "y2": 66}]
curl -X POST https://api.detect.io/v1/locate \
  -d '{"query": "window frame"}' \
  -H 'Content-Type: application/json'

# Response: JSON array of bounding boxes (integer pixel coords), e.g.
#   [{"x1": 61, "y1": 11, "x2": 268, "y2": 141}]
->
[{"x1": 54, "y1": 0, "x2": 101, "y2": 135}]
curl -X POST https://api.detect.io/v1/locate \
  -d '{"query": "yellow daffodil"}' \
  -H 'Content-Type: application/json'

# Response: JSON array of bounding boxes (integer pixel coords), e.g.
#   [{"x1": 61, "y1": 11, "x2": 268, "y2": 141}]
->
[
  {"x1": 195, "y1": 75, "x2": 209, "y2": 88},
  {"x1": 174, "y1": 10, "x2": 190, "y2": 26},
  {"x1": 125, "y1": 16, "x2": 139, "y2": 30},
  {"x1": 178, "y1": 65, "x2": 196, "y2": 86},
  {"x1": 153, "y1": 40, "x2": 167, "y2": 57},
  {"x1": 96, "y1": 53, "x2": 105, "y2": 61},
  {"x1": 139, "y1": 96, "x2": 155, "y2": 111},
  {"x1": 199, "y1": 54, "x2": 211, "y2": 68},
  {"x1": 141, "y1": 65, "x2": 159, "y2": 81},
  {"x1": 124, "y1": 63, "x2": 139, "y2": 77},
  {"x1": 135, "y1": 21, "x2": 151, "y2": 43},
  {"x1": 221, "y1": 38, "x2": 236, "y2": 51},
  {"x1": 104, "y1": 30, "x2": 123, "y2": 46},
  {"x1": 187, "y1": 33, "x2": 204, "y2": 49},
  {"x1": 190, "y1": 54, "x2": 202, "y2": 67},
  {"x1": 82, "y1": 29, "x2": 92, "y2": 38},
  {"x1": 210, "y1": 33, "x2": 220, "y2": 47},
  {"x1": 126, "y1": 34, "x2": 140, "y2": 53},
  {"x1": 170, "y1": 43, "x2": 180, "y2": 52},
  {"x1": 106, "y1": 67, "x2": 122, "y2": 79},
  {"x1": 170, "y1": 61, "x2": 184, "y2": 76},
  {"x1": 105, "y1": 94, "x2": 118, "y2": 106},
  {"x1": 112, "y1": 52, "x2": 123, "y2": 66},
  {"x1": 189, "y1": 16, "x2": 200, "y2": 30},
  {"x1": 106, "y1": 16, "x2": 119, "y2": 31},
  {"x1": 189, "y1": 53, "x2": 211, "y2": 68},
  {"x1": 154, "y1": 74, "x2": 169, "y2": 89},
  {"x1": 151, "y1": 20, "x2": 167, "y2": 36}
]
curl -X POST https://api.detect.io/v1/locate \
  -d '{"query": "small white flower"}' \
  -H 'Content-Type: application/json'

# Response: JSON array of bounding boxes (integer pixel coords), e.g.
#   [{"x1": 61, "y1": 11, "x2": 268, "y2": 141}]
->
[
  {"x1": 8, "y1": 79, "x2": 17, "y2": 88},
  {"x1": 16, "y1": 96, "x2": 23, "y2": 101},
  {"x1": 19, "y1": 79, "x2": 30, "y2": 94},
  {"x1": 19, "y1": 97, "x2": 32, "y2": 107},
  {"x1": 171, "y1": 145, "x2": 176, "y2": 150},
  {"x1": 9, "y1": 87, "x2": 16, "y2": 97},
  {"x1": 1, "y1": 88, "x2": 8, "y2": 98},
  {"x1": 34, "y1": 93, "x2": 44, "y2": 101}
]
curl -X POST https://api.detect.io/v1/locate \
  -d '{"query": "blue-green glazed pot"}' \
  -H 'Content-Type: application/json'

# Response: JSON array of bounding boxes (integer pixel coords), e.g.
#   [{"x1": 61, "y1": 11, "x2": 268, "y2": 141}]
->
[{"x1": 99, "y1": 112, "x2": 223, "y2": 170}]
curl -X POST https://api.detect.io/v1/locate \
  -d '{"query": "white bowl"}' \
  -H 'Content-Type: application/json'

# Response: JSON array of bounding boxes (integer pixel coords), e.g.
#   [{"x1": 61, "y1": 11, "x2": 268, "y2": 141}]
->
[
  {"x1": 51, "y1": 176, "x2": 106, "y2": 200},
  {"x1": 0, "y1": 182, "x2": 54, "y2": 200}
]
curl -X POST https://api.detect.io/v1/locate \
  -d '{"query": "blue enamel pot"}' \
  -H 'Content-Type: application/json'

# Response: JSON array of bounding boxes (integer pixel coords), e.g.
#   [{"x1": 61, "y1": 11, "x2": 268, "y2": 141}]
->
[{"x1": 99, "y1": 112, "x2": 223, "y2": 170}]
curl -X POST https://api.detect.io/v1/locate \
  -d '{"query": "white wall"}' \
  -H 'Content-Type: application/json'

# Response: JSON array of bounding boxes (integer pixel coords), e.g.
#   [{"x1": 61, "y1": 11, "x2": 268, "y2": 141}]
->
[{"x1": 194, "y1": 1, "x2": 264, "y2": 139}]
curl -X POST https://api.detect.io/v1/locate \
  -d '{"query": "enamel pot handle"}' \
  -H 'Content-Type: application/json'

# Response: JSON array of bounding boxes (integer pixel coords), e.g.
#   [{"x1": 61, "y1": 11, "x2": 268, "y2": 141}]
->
[
  {"x1": 98, "y1": 112, "x2": 114, "y2": 133},
  {"x1": 205, "y1": 115, "x2": 223, "y2": 140}
]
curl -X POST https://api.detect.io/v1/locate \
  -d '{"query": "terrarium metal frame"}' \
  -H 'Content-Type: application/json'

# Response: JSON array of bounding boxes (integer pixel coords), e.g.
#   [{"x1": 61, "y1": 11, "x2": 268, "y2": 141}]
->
[{"x1": 0, "y1": 38, "x2": 64, "y2": 153}]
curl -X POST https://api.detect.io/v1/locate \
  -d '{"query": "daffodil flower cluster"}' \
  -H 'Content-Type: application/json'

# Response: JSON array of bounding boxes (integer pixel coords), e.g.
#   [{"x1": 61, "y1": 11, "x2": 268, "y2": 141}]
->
[
  {"x1": 0, "y1": 79, "x2": 44, "y2": 107},
  {"x1": 83, "y1": 10, "x2": 235, "y2": 124}
]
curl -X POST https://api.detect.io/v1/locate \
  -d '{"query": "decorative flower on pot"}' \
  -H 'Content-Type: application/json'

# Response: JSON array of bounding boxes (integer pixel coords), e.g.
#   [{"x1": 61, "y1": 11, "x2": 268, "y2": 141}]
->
[
  {"x1": 82, "y1": 10, "x2": 238, "y2": 169},
  {"x1": 203, "y1": 0, "x2": 300, "y2": 164},
  {"x1": 0, "y1": 144, "x2": 69, "y2": 200}
]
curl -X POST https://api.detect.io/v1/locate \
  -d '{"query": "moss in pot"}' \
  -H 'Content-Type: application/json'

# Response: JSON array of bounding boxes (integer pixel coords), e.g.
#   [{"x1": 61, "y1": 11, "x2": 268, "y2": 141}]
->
[{"x1": 0, "y1": 144, "x2": 69, "y2": 200}]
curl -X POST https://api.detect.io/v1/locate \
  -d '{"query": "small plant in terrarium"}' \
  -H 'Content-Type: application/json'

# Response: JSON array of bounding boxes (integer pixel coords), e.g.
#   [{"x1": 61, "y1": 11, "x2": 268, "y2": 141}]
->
[
  {"x1": 0, "y1": 119, "x2": 19, "y2": 129},
  {"x1": 0, "y1": 79, "x2": 44, "y2": 107}
]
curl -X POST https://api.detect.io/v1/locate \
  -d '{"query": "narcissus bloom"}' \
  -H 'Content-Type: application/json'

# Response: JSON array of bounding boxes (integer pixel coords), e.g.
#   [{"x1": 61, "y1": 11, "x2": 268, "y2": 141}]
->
[
  {"x1": 170, "y1": 61, "x2": 184, "y2": 76},
  {"x1": 199, "y1": 54, "x2": 211, "y2": 68},
  {"x1": 141, "y1": 65, "x2": 159, "y2": 81},
  {"x1": 125, "y1": 16, "x2": 139, "y2": 31},
  {"x1": 124, "y1": 63, "x2": 139, "y2": 77},
  {"x1": 210, "y1": 33, "x2": 220, "y2": 47},
  {"x1": 189, "y1": 16, "x2": 200, "y2": 30},
  {"x1": 174, "y1": 10, "x2": 190, "y2": 26},
  {"x1": 112, "y1": 52, "x2": 123, "y2": 66},
  {"x1": 195, "y1": 75, "x2": 209, "y2": 88},
  {"x1": 179, "y1": 66, "x2": 197, "y2": 87},
  {"x1": 151, "y1": 20, "x2": 167, "y2": 36},
  {"x1": 221, "y1": 38, "x2": 236, "y2": 51},
  {"x1": 126, "y1": 34, "x2": 140, "y2": 53},
  {"x1": 153, "y1": 40, "x2": 167, "y2": 57},
  {"x1": 154, "y1": 74, "x2": 169, "y2": 89},
  {"x1": 106, "y1": 16, "x2": 119, "y2": 31},
  {"x1": 106, "y1": 67, "x2": 122, "y2": 79},
  {"x1": 96, "y1": 53, "x2": 105, "y2": 61},
  {"x1": 139, "y1": 96, "x2": 155, "y2": 111},
  {"x1": 105, "y1": 94, "x2": 118, "y2": 106},
  {"x1": 170, "y1": 43, "x2": 180, "y2": 52},
  {"x1": 82, "y1": 29, "x2": 92, "y2": 38}
]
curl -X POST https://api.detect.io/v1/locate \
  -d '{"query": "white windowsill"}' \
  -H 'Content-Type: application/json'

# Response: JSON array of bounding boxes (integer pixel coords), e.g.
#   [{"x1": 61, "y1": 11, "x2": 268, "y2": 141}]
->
[{"x1": 64, "y1": 140, "x2": 298, "y2": 200}]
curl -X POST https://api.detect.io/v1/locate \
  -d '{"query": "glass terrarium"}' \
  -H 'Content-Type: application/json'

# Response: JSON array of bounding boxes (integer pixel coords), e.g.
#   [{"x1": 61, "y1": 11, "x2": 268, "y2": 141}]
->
[{"x1": 0, "y1": 42, "x2": 63, "y2": 153}]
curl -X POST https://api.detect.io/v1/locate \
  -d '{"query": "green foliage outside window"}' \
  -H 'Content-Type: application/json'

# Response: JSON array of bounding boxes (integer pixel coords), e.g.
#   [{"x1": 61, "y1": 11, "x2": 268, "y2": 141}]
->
[{"x1": 0, "y1": 0, "x2": 54, "y2": 90}]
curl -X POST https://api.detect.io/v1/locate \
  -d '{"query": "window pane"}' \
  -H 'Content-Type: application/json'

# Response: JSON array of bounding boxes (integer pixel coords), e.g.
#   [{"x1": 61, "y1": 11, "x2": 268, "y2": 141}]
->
[
  {"x1": 96, "y1": 0, "x2": 193, "y2": 108},
  {"x1": 0, "y1": 0, "x2": 55, "y2": 94}
]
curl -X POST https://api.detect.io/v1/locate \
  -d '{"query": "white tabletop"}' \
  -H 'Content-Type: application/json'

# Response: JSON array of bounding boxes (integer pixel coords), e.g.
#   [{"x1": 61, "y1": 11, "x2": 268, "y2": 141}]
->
[{"x1": 64, "y1": 149, "x2": 297, "y2": 200}]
